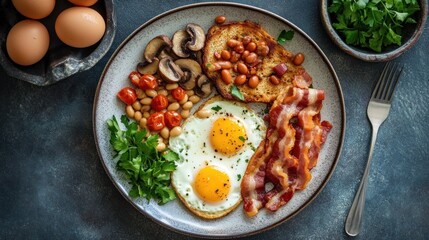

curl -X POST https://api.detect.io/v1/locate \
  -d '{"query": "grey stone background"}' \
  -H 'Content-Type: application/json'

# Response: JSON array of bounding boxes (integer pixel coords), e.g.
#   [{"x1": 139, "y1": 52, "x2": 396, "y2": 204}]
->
[{"x1": 1, "y1": 0, "x2": 428, "y2": 239}]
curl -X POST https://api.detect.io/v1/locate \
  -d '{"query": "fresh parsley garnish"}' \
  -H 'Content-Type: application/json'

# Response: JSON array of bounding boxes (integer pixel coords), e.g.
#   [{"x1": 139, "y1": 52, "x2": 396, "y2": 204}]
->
[
  {"x1": 239, "y1": 136, "x2": 246, "y2": 142},
  {"x1": 277, "y1": 30, "x2": 294, "y2": 44},
  {"x1": 237, "y1": 174, "x2": 242, "y2": 181},
  {"x1": 328, "y1": 0, "x2": 420, "y2": 52},
  {"x1": 211, "y1": 105, "x2": 222, "y2": 112},
  {"x1": 107, "y1": 115, "x2": 178, "y2": 205},
  {"x1": 230, "y1": 85, "x2": 244, "y2": 101}
]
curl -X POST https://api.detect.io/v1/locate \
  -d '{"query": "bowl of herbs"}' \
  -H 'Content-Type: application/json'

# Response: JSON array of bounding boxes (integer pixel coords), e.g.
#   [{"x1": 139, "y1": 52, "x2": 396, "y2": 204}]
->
[{"x1": 320, "y1": 0, "x2": 427, "y2": 62}]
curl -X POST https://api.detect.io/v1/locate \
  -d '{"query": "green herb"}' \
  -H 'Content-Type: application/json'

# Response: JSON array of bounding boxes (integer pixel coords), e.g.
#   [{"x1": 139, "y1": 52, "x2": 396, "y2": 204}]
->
[
  {"x1": 230, "y1": 85, "x2": 244, "y2": 101},
  {"x1": 277, "y1": 30, "x2": 295, "y2": 44},
  {"x1": 328, "y1": 0, "x2": 420, "y2": 52},
  {"x1": 237, "y1": 174, "x2": 242, "y2": 181},
  {"x1": 239, "y1": 136, "x2": 246, "y2": 142},
  {"x1": 211, "y1": 105, "x2": 222, "y2": 112},
  {"x1": 107, "y1": 115, "x2": 179, "y2": 205}
]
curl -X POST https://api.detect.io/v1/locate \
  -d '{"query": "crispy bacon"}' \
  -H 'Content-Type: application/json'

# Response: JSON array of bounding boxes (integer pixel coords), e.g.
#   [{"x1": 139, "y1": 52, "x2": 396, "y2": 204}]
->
[{"x1": 241, "y1": 86, "x2": 331, "y2": 217}]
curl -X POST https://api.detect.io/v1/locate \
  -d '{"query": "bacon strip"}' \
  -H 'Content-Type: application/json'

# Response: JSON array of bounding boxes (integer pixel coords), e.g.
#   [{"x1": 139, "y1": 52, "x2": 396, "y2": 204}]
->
[{"x1": 241, "y1": 86, "x2": 331, "y2": 216}]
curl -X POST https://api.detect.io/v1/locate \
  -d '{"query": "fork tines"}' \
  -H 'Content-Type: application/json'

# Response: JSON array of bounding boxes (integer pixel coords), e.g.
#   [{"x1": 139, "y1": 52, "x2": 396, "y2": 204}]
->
[{"x1": 371, "y1": 62, "x2": 403, "y2": 102}]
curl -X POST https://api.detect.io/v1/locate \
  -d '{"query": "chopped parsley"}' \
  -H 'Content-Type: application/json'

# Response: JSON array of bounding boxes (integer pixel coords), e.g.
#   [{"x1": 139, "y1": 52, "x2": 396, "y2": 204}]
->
[
  {"x1": 211, "y1": 105, "x2": 222, "y2": 112},
  {"x1": 277, "y1": 30, "x2": 295, "y2": 44},
  {"x1": 230, "y1": 85, "x2": 244, "y2": 101}
]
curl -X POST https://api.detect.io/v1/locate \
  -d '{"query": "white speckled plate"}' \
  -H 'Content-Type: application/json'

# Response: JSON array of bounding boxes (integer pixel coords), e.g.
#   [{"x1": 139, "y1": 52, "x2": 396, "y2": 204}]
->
[{"x1": 93, "y1": 2, "x2": 345, "y2": 238}]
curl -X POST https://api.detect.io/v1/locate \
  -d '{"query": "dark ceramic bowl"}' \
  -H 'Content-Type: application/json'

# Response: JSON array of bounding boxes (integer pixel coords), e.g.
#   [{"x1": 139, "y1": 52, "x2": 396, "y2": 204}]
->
[
  {"x1": 320, "y1": 0, "x2": 427, "y2": 62},
  {"x1": 0, "y1": 0, "x2": 116, "y2": 86}
]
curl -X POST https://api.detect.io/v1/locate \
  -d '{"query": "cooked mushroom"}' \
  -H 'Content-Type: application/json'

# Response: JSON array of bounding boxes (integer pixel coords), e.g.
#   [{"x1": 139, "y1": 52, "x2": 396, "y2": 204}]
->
[
  {"x1": 186, "y1": 23, "x2": 205, "y2": 51},
  {"x1": 144, "y1": 35, "x2": 172, "y2": 62},
  {"x1": 137, "y1": 58, "x2": 159, "y2": 75},
  {"x1": 174, "y1": 59, "x2": 201, "y2": 90},
  {"x1": 158, "y1": 58, "x2": 184, "y2": 83},
  {"x1": 172, "y1": 29, "x2": 191, "y2": 58},
  {"x1": 194, "y1": 74, "x2": 212, "y2": 98}
]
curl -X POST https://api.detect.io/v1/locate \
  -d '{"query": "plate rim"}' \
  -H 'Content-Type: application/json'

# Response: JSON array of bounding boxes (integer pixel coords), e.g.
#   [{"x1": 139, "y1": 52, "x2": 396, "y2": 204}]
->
[{"x1": 92, "y1": 1, "x2": 346, "y2": 238}]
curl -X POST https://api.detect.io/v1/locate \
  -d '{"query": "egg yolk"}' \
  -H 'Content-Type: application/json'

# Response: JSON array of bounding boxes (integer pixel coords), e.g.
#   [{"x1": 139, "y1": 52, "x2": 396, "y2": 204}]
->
[
  {"x1": 194, "y1": 166, "x2": 231, "y2": 202},
  {"x1": 210, "y1": 117, "x2": 246, "y2": 155}
]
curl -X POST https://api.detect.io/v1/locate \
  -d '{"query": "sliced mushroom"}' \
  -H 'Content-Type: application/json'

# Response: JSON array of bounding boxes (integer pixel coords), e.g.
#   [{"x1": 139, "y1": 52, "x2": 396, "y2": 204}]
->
[
  {"x1": 137, "y1": 58, "x2": 159, "y2": 75},
  {"x1": 158, "y1": 58, "x2": 184, "y2": 83},
  {"x1": 186, "y1": 23, "x2": 205, "y2": 51},
  {"x1": 172, "y1": 29, "x2": 191, "y2": 58},
  {"x1": 194, "y1": 74, "x2": 212, "y2": 98},
  {"x1": 174, "y1": 59, "x2": 201, "y2": 90},
  {"x1": 144, "y1": 35, "x2": 172, "y2": 63}
]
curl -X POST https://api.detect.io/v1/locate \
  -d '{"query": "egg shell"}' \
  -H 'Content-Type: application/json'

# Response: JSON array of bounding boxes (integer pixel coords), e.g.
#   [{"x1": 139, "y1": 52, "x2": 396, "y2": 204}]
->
[
  {"x1": 55, "y1": 7, "x2": 106, "y2": 48},
  {"x1": 68, "y1": 0, "x2": 98, "y2": 7},
  {"x1": 6, "y1": 20, "x2": 50, "y2": 66},
  {"x1": 11, "y1": 0, "x2": 55, "y2": 19}
]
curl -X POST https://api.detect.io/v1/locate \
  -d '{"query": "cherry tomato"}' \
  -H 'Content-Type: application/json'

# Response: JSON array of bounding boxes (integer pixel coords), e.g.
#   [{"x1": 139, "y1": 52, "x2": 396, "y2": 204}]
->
[
  {"x1": 171, "y1": 86, "x2": 186, "y2": 101},
  {"x1": 151, "y1": 94, "x2": 169, "y2": 111},
  {"x1": 117, "y1": 87, "x2": 137, "y2": 105},
  {"x1": 147, "y1": 112, "x2": 165, "y2": 131},
  {"x1": 138, "y1": 74, "x2": 158, "y2": 90},
  {"x1": 129, "y1": 71, "x2": 141, "y2": 86},
  {"x1": 164, "y1": 111, "x2": 182, "y2": 128}
]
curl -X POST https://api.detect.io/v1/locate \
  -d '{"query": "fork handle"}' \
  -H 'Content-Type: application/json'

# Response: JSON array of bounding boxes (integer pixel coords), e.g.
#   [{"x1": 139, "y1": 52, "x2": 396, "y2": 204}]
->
[{"x1": 345, "y1": 124, "x2": 380, "y2": 236}]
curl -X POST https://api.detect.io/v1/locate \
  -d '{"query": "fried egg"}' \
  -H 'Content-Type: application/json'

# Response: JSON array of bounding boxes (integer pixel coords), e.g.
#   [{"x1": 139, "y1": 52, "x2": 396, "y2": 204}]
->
[{"x1": 169, "y1": 96, "x2": 266, "y2": 219}]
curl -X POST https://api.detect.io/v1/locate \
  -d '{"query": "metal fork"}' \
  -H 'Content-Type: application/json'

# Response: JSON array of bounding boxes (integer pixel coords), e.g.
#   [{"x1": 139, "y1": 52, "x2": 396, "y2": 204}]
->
[{"x1": 345, "y1": 62, "x2": 403, "y2": 236}]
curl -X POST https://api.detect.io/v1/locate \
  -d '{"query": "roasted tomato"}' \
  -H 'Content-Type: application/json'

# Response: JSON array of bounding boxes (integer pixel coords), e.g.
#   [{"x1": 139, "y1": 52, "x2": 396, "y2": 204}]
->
[
  {"x1": 129, "y1": 71, "x2": 141, "y2": 86},
  {"x1": 171, "y1": 86, "x2": 186, "y2": 101},
  {"x1": 151, "y1": 94, "x2": 169, "y2": 111},
  {"x1": 147, "y1": 112, "x2": 165, "y2": 131},
  {"x1": 164, "y1": 111, "x2": 182, "y2": 128},
  {"x1": 117, "y1": 87, "x2": 137, "y2": 105},
  {"x1": 138, "y1": 74, "x2": 158, "y2": 90}
]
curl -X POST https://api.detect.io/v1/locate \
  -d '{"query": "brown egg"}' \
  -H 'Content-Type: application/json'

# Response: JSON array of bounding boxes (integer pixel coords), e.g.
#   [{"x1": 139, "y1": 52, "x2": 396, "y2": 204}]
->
[
  {"x1": 6, "y1": 20, "x2": 50, "y2": 66},
  {"x1": 68, "y1": 0, "x2": 98, "y2": 7},
  {"x1": 12, "y1": 0, "x2": 55, "y2": 19},
  {"x1": 55, "y1": 7, "x2": 106, "y2": 48}
]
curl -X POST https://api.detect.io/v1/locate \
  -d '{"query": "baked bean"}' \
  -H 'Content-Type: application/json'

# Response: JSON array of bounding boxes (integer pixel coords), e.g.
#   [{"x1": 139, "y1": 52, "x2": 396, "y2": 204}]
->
[
  {"x1": 166, "y1": 83, "x2": 179, "y2": 90},
  {"x1": 221, "y1": 69, "x2": 232, "y2": 84},
  {"x1": 242, "y1": 36, "x2": 251, "y2": 45},
  {"x1": 257, "y1": 45, "x2": 270, "y2": 56},
  {"x1": 134, "y1": 111, "x2": 142, "y2": 122},
  {"x1": 214, "y1": 51, "x2": 221, "y2": 59},
  {"x1": 167, "y1": 94, "x2": 176, "y2": 103},
  {"x1": 170, "y1": 126, "x2": 182, "y2": 137},
  {"x1": 246, "y1": 42, "x2": 257, "y2": 52},
  {"x1": 178, "y1": 94, "x2": 188, "y2": 105},
  {"x1": 241, "y1": 50, "x2": 250, "y2": 60},
  {"x1": 235, "y1": 74, "x2": 247, "y2": 85},
  {"x1": 217, "y1": 61, "x2": 232, "y2": 69},
  {"x1": 185, "y1": 90, "x2": 194, "y2": 96},
  {"x1": 167, "y1": 102, "x2": 180, "y2": 111},
  {"x1": 182, "y1": 101, "x2": 193, "y2": 110},
  {"x1": 132, "y1": 101, "x2": 142, "y2": 111},
  {"x1": 145, "y1": 89, "x2": 157, "y2": 97},
  {"x1": 135, "y1": 88, "x2": 145, "y2": 99},
  {"x1": 126, "y1": 105, "x2": 135, "y2": 118},
  {"x1": 237, "y1": 63, "x2": 248, "y2": 74},
  {"x1": 269, "y1": 75, "x2": 280, "y2": 85},
  {"x1": 227, "y1": 39, "x2": 239, "y2": 48},
  {"x1": 221, "y1": 50, "x2": 231, "y2": 60},
  {"x1": 234, "y1": 43, "x2": 245, "y2": 53},
  {"x1": 245, "y1": 52, "x2": 257, "y2": 64},
  {"x1": 181, "y1": 109, "x2": 190, "y2": 119},
  {"x1": 189, "y1": 95, "x2": 200, "y2": 104},
  {"x1": 139, "y1": 118, "x2": 147, "y2": 128},
  {"x1": 293, "y1": 53, "x2": 305, "y2": 66},
  {"x1": 140, "y1": 105, "x2": 150, "y2": 113},
  {"x1": 250, "y1": 67, "x2": 257, "y2": 75},
  {"x1": 215, "y1": 15, "x2": 226, "y2": 24},
  {"x1": 230, "y1": 51, "x2": 240, "y2": 63},
  {"x1": 156, "y1": 142, "x2": 166, "y2": 152},
  {"x1": 160, "y1": 127, "x2": 170, "y2": 139},
  {"x1": 196, "y1": 109, "x2": 212, "y2": 118},
  {"x1": 248, "y1": 75, "x2": 260, "y2": 88},
  {"x1": 157, "y1": 89, "x2": 168, "y2": 96},
  {"x1": 143, "y1": 111, "x2": 150, "y2": 118},
  {"x1": 141, "y1": 97, "x2": 152, "y2": 105},
  {"x1": 233, "y1": 64, "x2": 238, "y2": 73}
]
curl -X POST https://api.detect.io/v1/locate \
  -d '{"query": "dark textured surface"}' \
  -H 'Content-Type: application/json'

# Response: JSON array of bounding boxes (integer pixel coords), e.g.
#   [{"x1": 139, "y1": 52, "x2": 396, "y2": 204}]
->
[{"x1": 1, "y1": 0, "x2": 428, "y2": 239}]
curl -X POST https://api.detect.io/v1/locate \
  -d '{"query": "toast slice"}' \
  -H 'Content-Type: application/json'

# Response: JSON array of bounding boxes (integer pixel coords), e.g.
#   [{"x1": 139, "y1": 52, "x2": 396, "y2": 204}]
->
[{"x1": 203, "y1": 20, "x2": 311, "y2": 103}]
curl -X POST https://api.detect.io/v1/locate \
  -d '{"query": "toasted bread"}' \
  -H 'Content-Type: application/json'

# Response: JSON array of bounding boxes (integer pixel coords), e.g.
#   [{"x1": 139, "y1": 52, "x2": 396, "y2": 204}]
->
[{"x1": 203, "y1": 21, "x2": 310, "y2": 103}]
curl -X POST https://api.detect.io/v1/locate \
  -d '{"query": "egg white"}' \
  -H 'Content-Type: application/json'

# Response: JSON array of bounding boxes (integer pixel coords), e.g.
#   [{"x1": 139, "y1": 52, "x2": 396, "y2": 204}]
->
[{"x1": 169, "y1": 99, "x2": 266, "y2": 214}]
